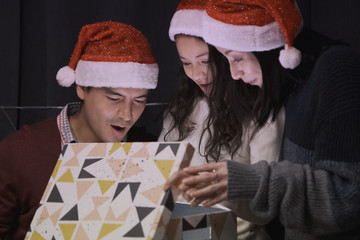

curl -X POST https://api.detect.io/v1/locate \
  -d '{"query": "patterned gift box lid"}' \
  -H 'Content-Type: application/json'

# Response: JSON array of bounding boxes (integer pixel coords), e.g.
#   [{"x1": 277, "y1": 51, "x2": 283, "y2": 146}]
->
[{"x1": 25, "y1": 142, "x2": 194, "y2": 240}]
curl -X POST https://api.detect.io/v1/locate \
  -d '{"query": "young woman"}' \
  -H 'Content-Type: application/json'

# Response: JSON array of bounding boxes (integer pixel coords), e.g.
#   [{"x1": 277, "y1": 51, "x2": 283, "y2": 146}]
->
[
  {"x1": 164, "y1": 0, "x2": 360, "y2": 239},
  {"x1": 159, "y1": 1, "x2": 285, "y2": 238}
]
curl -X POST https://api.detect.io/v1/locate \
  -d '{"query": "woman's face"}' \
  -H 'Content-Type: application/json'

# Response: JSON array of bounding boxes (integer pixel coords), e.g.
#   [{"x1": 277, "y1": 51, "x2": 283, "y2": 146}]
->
[
  {"x1": 216, "y1": 46, "x2": 263, "y2": 87},
  {"x1": 175, "y1": 35, "x2": 212, "y2": 95}
]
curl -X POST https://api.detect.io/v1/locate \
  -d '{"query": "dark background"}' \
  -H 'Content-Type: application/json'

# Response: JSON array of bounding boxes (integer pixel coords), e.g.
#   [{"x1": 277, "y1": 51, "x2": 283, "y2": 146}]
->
[{"x1": 1, "y1": 0, "x2": 359, "y2": 141}]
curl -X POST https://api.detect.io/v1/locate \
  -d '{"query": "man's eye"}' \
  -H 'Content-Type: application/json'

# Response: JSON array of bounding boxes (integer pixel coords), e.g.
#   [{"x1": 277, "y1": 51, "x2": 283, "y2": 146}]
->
[
  {"x1": 234, "y1": 58, "x2": 243, "y2": 62},
  {"x1": 107, "y1": 97, "x2": 120, "y2": 101},
  {"x1": 135, "y1": 99, "x2": 147, "y2": 104}
]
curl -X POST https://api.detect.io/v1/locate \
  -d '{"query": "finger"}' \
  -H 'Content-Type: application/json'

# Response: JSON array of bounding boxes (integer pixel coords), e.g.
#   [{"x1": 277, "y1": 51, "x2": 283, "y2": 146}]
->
[
  {"x1": 182, "y1": 172, "x2": 218, "y2": 186},
  {"x1": 163, "y1": 170, "x2": 191, "y2": 190},
  {"x1": 184, "y1": 162, "x2": 224, "y2": 174},
  {"x1": 190, "y1": 182, "x2": 227, "y2": 200},
  {"x1": 202, "y1": 191, "x2": 227, "y2": 207}
]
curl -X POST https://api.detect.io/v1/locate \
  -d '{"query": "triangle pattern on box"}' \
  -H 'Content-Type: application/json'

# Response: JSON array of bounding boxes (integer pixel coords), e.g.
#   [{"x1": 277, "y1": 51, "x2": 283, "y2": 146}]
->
[
  {"x1": 154, "y1": 160, "x2": 175, "y2": 180},
  {"x1": 123, "y1": 222, "x2": 144, "y2": 238},
  {"x1": 136, "y1": 206, "x2": 155, "y2": 221},
  {"x1": 109, "y1": 142, "x2": 122, "y2": 156},
  {"x1": 47, "y1": 184, "x2": 63, "y2": 203},
  {"x1": 161, "y1": 190, "x2": 174, "y2": 211},
  {"x1": 78, "y1": 158, "x2": 102, "y2": 179},
  {"x1": 59, "y1": 223, "x2": 77, "y2": 240},
  {"x1": 26, "y1": 142, "x2": 194, "y2": 240},
  {"x1": 97, "y1": 223, "x2": 122, "y2": 239},
  {"x1": 155, "y1": 143, "x2": 180, "y2": 156},
  {"x1": 60, "y1": 204, "x2": 78, "y2": 221}
]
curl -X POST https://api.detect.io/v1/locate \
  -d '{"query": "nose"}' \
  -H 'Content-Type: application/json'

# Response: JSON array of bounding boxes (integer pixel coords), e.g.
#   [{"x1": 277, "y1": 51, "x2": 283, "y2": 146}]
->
[
  {"x1": 230, "y1": 65, "x2": 245, "y2": 81},
  {"x1": 191, "y1": 66, "x2": 206, "y2": 82},
  {"x1": 118, "y1": 102, "x2": 132, "y2": 122}
]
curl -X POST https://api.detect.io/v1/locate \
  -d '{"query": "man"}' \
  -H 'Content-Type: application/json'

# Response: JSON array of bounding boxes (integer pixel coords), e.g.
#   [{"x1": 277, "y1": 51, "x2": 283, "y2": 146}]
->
[{"x1": 0, "y1": 21, "x2": 158, "y2": 239}]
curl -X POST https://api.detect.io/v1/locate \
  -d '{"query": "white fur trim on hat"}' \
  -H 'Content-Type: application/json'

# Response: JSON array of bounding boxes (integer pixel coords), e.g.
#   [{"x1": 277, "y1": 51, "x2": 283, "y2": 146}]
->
[
  {"x1": 75, "y1": 60, "x2": 158, "y2": 89},
  {"x1": 169, "y1": 9, "x2": 205, "y2": 41},
  {"x1": 202, "y1": 12, "x2": 286, "y2": 52},
  {"x1": 279, "y1": 44, "x2": 302, "y2": 69}
]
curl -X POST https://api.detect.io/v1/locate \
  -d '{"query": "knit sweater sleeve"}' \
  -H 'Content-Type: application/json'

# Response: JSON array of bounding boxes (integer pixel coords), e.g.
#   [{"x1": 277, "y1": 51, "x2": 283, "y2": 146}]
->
[{"x1": 226, "y1": 45, "x2": 360, "y2": 235}]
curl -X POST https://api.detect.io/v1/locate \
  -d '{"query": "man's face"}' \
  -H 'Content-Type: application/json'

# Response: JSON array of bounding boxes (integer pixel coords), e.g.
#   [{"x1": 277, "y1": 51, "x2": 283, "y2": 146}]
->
[{"x1": 75, "y1": 86, "x2": 148, "y2": 142}]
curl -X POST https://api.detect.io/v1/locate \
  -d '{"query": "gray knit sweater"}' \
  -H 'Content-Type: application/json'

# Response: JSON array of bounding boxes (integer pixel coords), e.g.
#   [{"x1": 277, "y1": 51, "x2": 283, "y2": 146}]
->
[{"x1": 227, "y1": 45, "x2": 360, "y2": 239}]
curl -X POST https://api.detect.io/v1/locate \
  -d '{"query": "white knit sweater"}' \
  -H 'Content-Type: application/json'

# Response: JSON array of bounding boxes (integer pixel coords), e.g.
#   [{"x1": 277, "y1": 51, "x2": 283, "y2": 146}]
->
[{"x1": 158, "y1": 98, "x2": 285, "y2": 239}]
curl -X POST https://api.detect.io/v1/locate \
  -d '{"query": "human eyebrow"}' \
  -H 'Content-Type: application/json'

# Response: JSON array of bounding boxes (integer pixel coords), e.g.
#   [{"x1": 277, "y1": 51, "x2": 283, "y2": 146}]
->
[
  {"x1": 225, "y1": 50, "x2": 233, "y2": 55},
  {"x1": 104, "y1": 88, "x2": 123, "y2": 96},
  {"x1": 135, "y1": 94, "x2": 148, "y2": 99},
  {"x1": 196, "y1": 52, "x2": 209, "y2": 58}
]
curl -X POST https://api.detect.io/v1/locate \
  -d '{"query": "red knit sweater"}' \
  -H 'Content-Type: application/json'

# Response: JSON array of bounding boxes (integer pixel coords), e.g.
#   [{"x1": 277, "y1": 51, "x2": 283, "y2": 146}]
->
[{"x1": 0, "y1": 118, "x2": 61, "y2": 240}]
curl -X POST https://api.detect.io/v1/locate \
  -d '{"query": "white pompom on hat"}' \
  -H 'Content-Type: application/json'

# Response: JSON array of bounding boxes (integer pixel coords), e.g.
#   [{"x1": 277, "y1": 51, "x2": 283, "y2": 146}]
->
[
  {"x1": 202, "y1": 0, "x2": 303, "y2": 69},
  {"x1": 56, "y1": 21, "x2": 158, "y2": 88},
  {"x1": 168, "y1": 0, "x2": 209, "y2": 41}
]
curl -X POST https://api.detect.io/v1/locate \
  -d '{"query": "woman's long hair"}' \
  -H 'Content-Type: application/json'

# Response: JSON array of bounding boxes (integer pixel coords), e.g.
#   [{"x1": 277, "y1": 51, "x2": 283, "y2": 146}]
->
[
  {"x1": 161, "y1": 36, "x2": 209, "y2": 141},
  {"x1": 203, "y1": 48, "x2": 259, "y2": 162}
]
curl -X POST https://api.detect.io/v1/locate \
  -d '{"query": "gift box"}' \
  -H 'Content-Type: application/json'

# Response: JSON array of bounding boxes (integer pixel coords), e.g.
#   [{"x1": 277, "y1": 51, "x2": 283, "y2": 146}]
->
[
  {"x1": 164, "y1": 202, "x2": 237, "y2": 240},
  {"x1": 25, "y1": 142, "x2": 194, "y2": 240}
]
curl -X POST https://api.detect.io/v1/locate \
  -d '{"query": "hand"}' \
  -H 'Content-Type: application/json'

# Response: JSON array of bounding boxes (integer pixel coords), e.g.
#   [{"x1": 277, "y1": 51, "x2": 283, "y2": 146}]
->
[
  {"x1": 163, "y1": 169, "x2": 196, "y2": 201},
  {"x1": 182, "y1": 162, "x2": 228, "y2": 208}
]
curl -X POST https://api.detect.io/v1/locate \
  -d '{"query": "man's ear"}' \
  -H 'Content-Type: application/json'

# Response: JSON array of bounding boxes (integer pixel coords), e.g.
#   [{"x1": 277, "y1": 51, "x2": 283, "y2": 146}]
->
[{"x1": 76, "y1": 85, "x2": 86, "y2": 100}]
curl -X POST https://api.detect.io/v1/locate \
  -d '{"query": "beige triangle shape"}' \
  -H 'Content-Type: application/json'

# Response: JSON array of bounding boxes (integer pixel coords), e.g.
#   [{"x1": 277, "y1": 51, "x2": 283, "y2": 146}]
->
[
  {"x1": 63, "y1": 155, "x2": 79, "y2": 167},
  {"x1": 36, "y1": 206, "x2": 49, "y2": 226},
  {"x1": 88, "y1": 143, "x2": 107, "y2": 157},
  {"x1": 184, "y1": 214, "x2": 205, "y2": 228},
  {"x1": 83, "y1": 209, "x2": 101, "y2": 221},
  {"x1": 51, "y1": 160, "x2": 62, "y2": 179},
  {"x1": 109, "y1": 142, "x2": 122, "y2": 156},
  {"x1": 105, "y1": 207, "x2": 131, "y2": 221},
  {"x1": 50, "y1": 206, "x2": 64, "y2": 226},
  {"x1": 92, "y1": 196, "x2": 110, "y2": 208},
  {"x1": 30, "y1": 231, "x2": 46, "y2": 240},
  {"x1": 180, "y1": 144, "x2": 194, "y2": 169},
  {"x1": 97, "y1": 180, "x2": 115, "y2": 195},
  {"x1": 131, "y1": 143, "x2": 150, "y2": 158},
  {"x1": 165, "y1": 218, "x2": 181, "y2": 239},
  {"x1": 154, "y1": 160, "x2": 175, "y2": 180},
  {"x1": 107, "y1": 158, "x2": 125, "y2": 178},
  {"x1": 97, "y1": 223, "x2": 122, "y2": 240},
  {"x1": 59, "y1": 223, "x2": 77, "y2": 240},
  {"x1": 122, "y1": 142, "x2": 133, "y2": 155},
  {"x1": 58, "y1": 169, "x2": 74, "y2": 183},
  {"x1": 141, "y1": 185, "x2": 163, "y2": 204},
  {"x1": 150, "y1": 210, "x2": 163, "y2": 232},
  {"x1": 71, "y1": 143, "x2": 89, "y2": 155},
  {"x1": 74, "y1": 224, "x2": 90, "y2": 240},
  {"x1": 121, "y1": 160, "x2": 143, "y2": 180},
  {"x1": 77, "y1": 181, "x2": 94, "y2": 200},
  {"x1": 209, "y1": 211, "x2": 227, "y2": 239}
]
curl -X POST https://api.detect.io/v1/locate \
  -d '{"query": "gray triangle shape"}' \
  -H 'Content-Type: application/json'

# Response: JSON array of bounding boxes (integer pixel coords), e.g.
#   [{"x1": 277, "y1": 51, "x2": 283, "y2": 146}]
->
[
  {"x1": 78, "y1": 158, "x2": 102, "y2": 179},
  {"x1": 60, "y1": 204, "x2": 78, "y2": 221},
  {"x1": 155, "y1": 143, "x2": 180, "y2": 156},
  {"x1": 123, "y1": 222, "x2": 144, "y2": 237},
  {"x1": 136, "y1": 206, "x2": 155, "y2": 221},
  {"x1": 161, "y1": 189, "x2": 174, "y2": 210},
  {"x1": 129, "y1": 182, "x2": 141, "y2": 201},
  {"x1": 61, "y1": 144, "x2": 68, "y2": 156},
  {"x1": 113, "y1": 183, "x2": 128, "y2": 201},
  {"x1": 47, "y1": 184, "x2": 63, "y2": 203}
]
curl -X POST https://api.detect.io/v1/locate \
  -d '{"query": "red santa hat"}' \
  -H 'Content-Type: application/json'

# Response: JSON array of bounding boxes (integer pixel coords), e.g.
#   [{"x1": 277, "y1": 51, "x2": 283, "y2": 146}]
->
[
  {"x1": 203, "y1": 0, "x2": 303, "y2": 69},
  {"x1": 168, "y1": 0, "x2": 209, "y2": 41},
  {"x1": 56, "y1": 21, "x2": 158, "y2": 88}
]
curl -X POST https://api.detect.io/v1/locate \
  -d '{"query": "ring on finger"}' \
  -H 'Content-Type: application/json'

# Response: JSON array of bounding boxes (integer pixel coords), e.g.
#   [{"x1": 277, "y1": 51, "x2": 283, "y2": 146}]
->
[{"x1": 212, "y1": 169, "x2": 220, "y2": 183}]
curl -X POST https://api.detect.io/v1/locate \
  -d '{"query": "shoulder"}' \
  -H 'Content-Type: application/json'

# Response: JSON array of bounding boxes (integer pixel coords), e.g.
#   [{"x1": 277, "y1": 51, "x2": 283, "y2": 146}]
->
[{"x1": 1, "y1": 118, "x2": 59, "y2": 144}]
